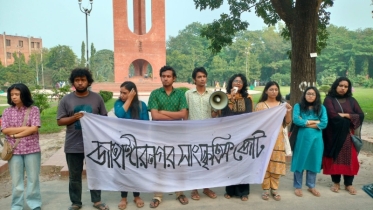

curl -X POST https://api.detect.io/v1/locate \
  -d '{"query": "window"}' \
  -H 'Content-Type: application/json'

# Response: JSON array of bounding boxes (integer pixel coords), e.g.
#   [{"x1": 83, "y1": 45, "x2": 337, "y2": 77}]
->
[
  {"x1": 31, "y1": 42, "x2": 35, "y2": 48},
  {"x1": 6, "y1": 52, "x2": 11, "y2": 59},
  {"x1": 19, "y1": 40, "x2": 23, "y2": 47},
  {"x1": 6, "y1": 39, "x2": 11, "y2": 46},
  {"x1": 36, "y1": 42, "x2": 40, "y2": 48}
]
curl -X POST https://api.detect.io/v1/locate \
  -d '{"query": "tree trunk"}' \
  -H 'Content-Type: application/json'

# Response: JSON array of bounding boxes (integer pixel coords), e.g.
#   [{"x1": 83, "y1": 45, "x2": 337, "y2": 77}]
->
[{"x1": 289, "y1": 1, "x2": 319, "y2": 106}]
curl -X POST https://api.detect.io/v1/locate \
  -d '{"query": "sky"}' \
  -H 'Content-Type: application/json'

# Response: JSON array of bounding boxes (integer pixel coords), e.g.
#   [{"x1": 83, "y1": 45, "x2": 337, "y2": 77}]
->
[{"x1": 0, "y1": 0, "x2": 372, "y2": 56}]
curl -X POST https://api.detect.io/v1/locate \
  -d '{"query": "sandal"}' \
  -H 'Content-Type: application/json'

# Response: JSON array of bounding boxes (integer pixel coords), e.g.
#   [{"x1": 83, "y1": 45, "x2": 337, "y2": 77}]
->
[
  {"x1": 191, "y1": 190, "x2": 200, "y2": 200},
  {"x1": 330, "y1": 183, "x2": 340, "y2": 193},
  {"x1": 203, "y1": 188, "x2": 217, "y2": 199},
  {"x1": 308, "y1": 188, "x2": 320, "y2": 197},
  {"x1": 241, "y1": 195, "x2": 249, "y2": 201},
  {"x1": 176, "y1": 194, "x2": 189, "y2": 205},
  {"x1": 271, "y1": 190, "x2": 281, "y2": 201},
  {"x1": 93, "y1": 202, "x2": 109, "y2": 210},
  {"x1": 224, "y1": 193, "x2": 231, "y2": 199},
  {"x1": 68, "y1": 205, "x2": 82, "y2": 210},
  {"x1": 345, "y1": 185, "x2": 357, "y2": 195},
  {"x1": 118, "y1": 198, "x2": 128, "y2": 210},
  {"x1": 149, "y1": 198, "x2": 160, "y2": 208},
  {"x1": 134, "y1": 197, "x2": 144, "y2": 208},
  {"x1": 262, "y1": 190, "x2": 270, "y2": 200},
  {"x1": 294, "y1": 189, "x2": 303, "y2": 197}
]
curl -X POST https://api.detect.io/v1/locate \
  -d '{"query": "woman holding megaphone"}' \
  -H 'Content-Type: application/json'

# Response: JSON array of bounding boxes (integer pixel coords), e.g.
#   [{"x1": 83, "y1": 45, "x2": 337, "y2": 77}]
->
[{"x1": 220, "y1": 73, "x2": 254, "y2": 201}]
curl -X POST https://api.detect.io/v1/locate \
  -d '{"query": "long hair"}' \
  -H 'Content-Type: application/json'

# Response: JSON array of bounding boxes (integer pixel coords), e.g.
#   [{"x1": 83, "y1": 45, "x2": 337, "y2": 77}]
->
[
  {"x1": 7, "y1": 83, "x2": 34, "y2": 107},
  {"x1": 69, "y1": 67, "x2": 94, "y2": 86},
  {"x1": 299, "y1": 86, "x2": 322, "y2": 116},
  {"x1": 327, "y1": 76, "x2": 352, "y2": 98},
  {"x1": 226, "y1": 73, "x2": 248, "y2": 98},
  {"x1": 258, "y1": 81, "x2": 283, "y2": 102},
  {"x1": 120, "y1": 81, "x2": 140, "y2": 119}
]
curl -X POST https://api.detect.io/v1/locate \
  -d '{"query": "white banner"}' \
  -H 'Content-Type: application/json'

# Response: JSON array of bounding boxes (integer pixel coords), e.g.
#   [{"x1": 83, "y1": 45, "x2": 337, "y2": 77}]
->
[{"x1": 80, "y1": 104, "x2": 286, "y2": 192}]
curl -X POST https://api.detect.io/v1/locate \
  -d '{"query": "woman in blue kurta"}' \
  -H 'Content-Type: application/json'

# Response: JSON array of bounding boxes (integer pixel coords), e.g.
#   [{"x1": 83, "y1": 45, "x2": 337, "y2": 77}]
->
[
  {"x1": 291, "y1": 87, "x2": 327, "y2": 197},
  {"x1": 114, "y1": 81, "x2": 149, "y2": 209}
]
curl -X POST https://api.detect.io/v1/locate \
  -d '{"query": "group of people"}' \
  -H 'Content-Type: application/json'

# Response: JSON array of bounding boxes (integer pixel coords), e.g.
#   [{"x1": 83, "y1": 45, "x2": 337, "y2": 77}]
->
[{"x1": 0, "y1": 65, "x2": 364, "y2": 210}]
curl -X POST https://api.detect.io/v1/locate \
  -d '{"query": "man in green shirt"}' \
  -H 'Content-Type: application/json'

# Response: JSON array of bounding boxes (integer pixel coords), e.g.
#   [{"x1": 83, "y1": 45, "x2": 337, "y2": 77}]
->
[{"x1": 148, "y1": 66, "x2": 189, "y2": 208}]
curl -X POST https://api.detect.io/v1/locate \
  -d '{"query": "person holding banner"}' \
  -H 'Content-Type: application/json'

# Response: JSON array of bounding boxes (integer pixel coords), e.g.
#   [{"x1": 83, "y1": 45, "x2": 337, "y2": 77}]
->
[
  {"x1": 114, "y1": 81, "x2": 148, "y2": 209},
  {"x1": 255, "y1": 81, "x2": 292, "y2": 201},
  {"x1": 147, "y1": 66, "x2": 189, "y2": 208},
  {"x1": 1, "y1": 83, "x2": 42, "y2": 210},
  {"x1": 322, "y1": 77, "x2": 364, "y2": 195},
  {"x1": 291, "y1": 87, "x2": 328, "y2": 197},
  {"x1": 185, "y1": 67, "x2": 218, "y2": 201},
  {"x1": 57, "y1": 68, "x2": 109, "y2": 210},
  {"x1": 220, "y1": 73, "x2": 253, "y2": 201}
]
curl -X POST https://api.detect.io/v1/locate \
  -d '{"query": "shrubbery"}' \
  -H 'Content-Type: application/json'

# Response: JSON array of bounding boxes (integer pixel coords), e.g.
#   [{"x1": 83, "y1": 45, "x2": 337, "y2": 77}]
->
[
  {"x1": 177, "y1": 87, "x2": 189, "y2": 93},
  {"x1": 99, "y1": 90, "x2": 113, "y2": 102}
]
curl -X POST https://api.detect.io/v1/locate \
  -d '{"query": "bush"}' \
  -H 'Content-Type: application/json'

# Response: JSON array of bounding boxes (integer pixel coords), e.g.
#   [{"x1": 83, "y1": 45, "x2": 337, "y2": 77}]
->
[
  {"x1": 99, "y1": 90, "x2": 113, "y2": 102},
  {"x1": 32, "y1": 90, "x2": 51, "y2": 114},
  {"x1": 318, "y1": 85, "x2": 330, "y2": 95},
  {"x1": 177, "y1": 87, "x2": 189, "y2": 93}
]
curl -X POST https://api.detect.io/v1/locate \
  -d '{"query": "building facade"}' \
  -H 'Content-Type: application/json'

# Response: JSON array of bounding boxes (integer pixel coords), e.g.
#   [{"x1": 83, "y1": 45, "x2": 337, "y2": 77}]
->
[{"x1": 0, "y1": 32, "x2": 43, "y2": 67}]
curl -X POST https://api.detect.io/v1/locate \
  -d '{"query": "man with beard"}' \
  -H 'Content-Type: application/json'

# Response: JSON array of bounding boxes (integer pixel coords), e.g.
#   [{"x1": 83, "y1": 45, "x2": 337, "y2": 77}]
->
[
  {"x1": 148, "y1": 65, "x2": 189, "y2": 208},
  {"x1": 57, "y1": 68, "x2": 109, "y2": 210}
]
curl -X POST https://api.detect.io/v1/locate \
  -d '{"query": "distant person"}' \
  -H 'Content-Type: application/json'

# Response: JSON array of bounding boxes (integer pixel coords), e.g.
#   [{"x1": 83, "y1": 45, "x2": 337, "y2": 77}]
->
[
  {"x1": 255, "y1": 81, "x2": 292, "y2": 201},
  {"x1": 291, "y1": 87, "x2": 328, "y2": 197},
  {"x1": 185, "y1": 67, "x2": 218, "y2": 201},
  {"x1": 147, "y1": 66, "x2": 188, "y2": 208},
  {"x1": 220, "y1": 73, "x2": 253, "y2": 201},
  {"x1": 322, "y1": 77, "x2": 364, "y2": 195},
  {"x1": 1, "y1": 83, "x2": 42, "y2": 210},
  {"x1": 114, "y1": 81, "x2": 148, "y2": 209},
  {"x1": 57, "y1": 68, "x2": 109, "y2": 210}
]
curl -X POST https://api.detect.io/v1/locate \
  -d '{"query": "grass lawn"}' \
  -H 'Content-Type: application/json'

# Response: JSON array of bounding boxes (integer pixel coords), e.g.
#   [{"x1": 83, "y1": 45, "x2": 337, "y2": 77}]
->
[{"x1": 250, "y1": 86, "x2": 373, "y2": 121}]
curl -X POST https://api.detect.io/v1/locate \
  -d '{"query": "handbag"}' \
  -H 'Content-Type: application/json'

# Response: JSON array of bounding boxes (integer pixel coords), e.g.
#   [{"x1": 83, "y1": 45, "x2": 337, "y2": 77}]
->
[
  {"x1": 282, "y1": 126, "x2": 292, "y2": 156},
  {"x1": 289, "y1": 124, "x2": 299, "y2": 152},
  {"x1": 1, "y1": 108, "x2": 31, "y2": 161},
  {"x1": 350, "y1": 133, "x2": 363, "y2": 153}
]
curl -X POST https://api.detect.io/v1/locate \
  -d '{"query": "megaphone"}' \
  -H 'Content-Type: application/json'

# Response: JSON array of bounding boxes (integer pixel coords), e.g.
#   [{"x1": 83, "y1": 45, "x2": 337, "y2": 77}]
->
[{"x1": 209, "y1": 91, "x2": 228, "y2": 110}]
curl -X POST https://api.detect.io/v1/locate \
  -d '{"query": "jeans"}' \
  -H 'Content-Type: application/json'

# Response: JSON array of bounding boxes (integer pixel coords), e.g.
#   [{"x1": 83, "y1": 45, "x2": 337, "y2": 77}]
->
[
  {"x1": 293, "y1": 170, "x2": 317, "y2": 189},
  {"x1": 66, "y1": 153, "x2": 101, "y2": 206},
  {"x1": 9, "y1": 152, "x2": 42, "y2": 210}
]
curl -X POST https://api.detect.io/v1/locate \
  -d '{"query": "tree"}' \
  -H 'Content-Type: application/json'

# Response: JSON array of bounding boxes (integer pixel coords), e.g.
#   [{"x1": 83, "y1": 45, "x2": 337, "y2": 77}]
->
[
  {"x1": 89, "y1": 49, "x2": 114, "y2": 82},
  {"x1": 193, "y1": 0, "x2": 334, "y2": 104},
  {"x1": 47, "y1": 45, "x2": 77, "y2": 84},
  {"x1": 80, "y1": 41, "x2": 86, "y2": 67}
]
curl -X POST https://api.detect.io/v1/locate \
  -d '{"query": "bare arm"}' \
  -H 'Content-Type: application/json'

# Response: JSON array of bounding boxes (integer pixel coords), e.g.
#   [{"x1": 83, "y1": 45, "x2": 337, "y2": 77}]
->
[
  {"x1": 2, "y1": 126, "x2": 31, "y2": 135},
  {"x1": 159, "y1": 109, "x2": 188, "y2": 120},
  {"x1": 13, "y1": 126, "x2": 38, "y2": 138},
  {"x1": 150, "y1": 109, "x2": 174, "y2": 121},
  {"x1": 57, "y1": 112, "x2": 84, "y2": 126}
]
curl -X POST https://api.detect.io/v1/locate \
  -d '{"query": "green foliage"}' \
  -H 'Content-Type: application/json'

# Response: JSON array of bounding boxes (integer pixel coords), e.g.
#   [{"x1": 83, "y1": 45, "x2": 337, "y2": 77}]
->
[
  {"x1": 32, "y1": 90, "x2": 51, "y2": 114},
  {"x1": 318, "y1": 85, "x2": 330, "y2": 95},
  {"x1": 90, "y1": 49, "x2": 114, "y2": 82},
  {"x1": 46, "y1": 45, "x2": 77, "y2": 84},
  {"x1": 99, "y1": 90, "x2": 113, "y2": 102},
  {"x1": 51, "y1": 86, "x2": 71, "y2": 103},
  {"x1": 270, "y1": 73, "x2": 290, "y2": 86},
  {"x1": 176, "y1": 87, "x2": 190, "y2": 94},
  {"x1": 80, "y1": 41, "x2": 86, "y2": 67}
]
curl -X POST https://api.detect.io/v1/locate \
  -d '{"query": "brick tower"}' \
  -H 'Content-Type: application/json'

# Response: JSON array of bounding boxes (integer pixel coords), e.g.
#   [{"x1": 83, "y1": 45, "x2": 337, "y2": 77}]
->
[{"x1": 113, "y1": 0, "x2": 165, "y2": 83}]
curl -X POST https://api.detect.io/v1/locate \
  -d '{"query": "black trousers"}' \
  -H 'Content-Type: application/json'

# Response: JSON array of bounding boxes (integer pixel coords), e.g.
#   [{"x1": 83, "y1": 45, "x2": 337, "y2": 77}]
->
[
  {"x1": 331, "y1": 175, "x2": 354, "y2": 186},
  {"x1": 66, "y1": 153, "x2": 101, "y2": 206},
  {"x1": 225, "y1": 184, "x2": 250, "y2": 197},
  {"x1": 121, "y1": 191, "x2": 140, "y2": 198}
]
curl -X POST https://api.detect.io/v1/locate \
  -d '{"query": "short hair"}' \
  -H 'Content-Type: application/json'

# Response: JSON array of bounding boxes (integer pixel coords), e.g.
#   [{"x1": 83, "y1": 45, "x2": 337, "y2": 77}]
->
[
  {"x1": 159, "y1": 66, "x2": 176, "y2": 78},
  {"x1": 7, "y1": 83, "x2": 34, "y2": 107},
  {"x1": 226, "y1": 73, "x2": 248, "y2": 98},
  {"x1": 327, "y1": 76, "x2": 352, "y2": 98},
  {"x1": 192, "y1": 67, "x2": 208, "y2": 80},
  {"x1": 258, "y1": 81, "x2": 283, "y2": 102},
  {"x1": 69, "y1": 67, "x2": 94, "y2": 86}
]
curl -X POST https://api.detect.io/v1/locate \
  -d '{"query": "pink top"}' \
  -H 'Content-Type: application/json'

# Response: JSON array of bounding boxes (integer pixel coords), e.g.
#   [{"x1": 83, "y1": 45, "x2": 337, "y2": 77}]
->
[{"x1": 1, "y1": 106, "x2": 41, "y2": 155}]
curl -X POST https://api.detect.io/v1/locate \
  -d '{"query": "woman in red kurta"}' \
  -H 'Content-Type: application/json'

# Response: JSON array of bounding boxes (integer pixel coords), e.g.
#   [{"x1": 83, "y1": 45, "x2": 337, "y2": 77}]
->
[{"x1": 322, "y1": 77, "x2": 364, "y2": 195}]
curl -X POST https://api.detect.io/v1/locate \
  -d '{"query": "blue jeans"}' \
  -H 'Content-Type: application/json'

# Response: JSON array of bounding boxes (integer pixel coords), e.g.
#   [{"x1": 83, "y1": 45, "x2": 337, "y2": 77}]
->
[
  {"x1": 293, "y1": 170, "x2": 317, "y2": 189},
  {"x1": 66, "y1": 153, "x2": 101, "y2": 206},
  {"x1": 9, "y1": 152, "x2": 42, "y2": 210}
]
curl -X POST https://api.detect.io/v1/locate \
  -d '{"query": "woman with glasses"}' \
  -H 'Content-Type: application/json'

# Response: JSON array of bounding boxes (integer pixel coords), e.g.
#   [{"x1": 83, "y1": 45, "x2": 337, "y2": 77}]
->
[
  {"x1": 221, "y1": 73, "x2": 253, "y2": 201},
  {"x1": 322, "y1": 77, "x2": 364, "y2": 195},
  {"x1": 291, "y1": 87, "x2": 328, "y2": 197},
  {"x1": 255, "y1": 81, "x2": 292, "y2": 201}
]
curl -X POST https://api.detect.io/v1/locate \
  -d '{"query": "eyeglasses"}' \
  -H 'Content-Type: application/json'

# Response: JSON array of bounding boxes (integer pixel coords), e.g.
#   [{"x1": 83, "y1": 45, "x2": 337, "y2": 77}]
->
[
  {"x1": 306, "y1": 93, "x2": 316, "y2": 96},
  {"x1": 233, "y1": 80, "x2": 243, "y2": 84},
  {"x1": 267, "y1": 89, "x2": 278, "y2": 92}
]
